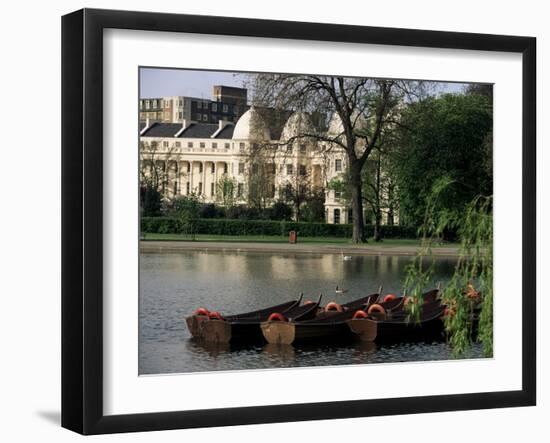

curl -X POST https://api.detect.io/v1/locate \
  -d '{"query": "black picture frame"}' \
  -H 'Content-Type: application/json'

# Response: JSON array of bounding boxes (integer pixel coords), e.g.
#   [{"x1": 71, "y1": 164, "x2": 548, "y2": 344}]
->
[{"x1": 61, "y1": 8, "x2": 536, "y2": 435}]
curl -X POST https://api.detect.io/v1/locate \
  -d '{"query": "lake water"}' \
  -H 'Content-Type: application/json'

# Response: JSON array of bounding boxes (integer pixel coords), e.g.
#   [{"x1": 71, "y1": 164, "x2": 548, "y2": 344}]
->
[{"x1": 139, "y1": 251, "x2": 484, "y2": 374}]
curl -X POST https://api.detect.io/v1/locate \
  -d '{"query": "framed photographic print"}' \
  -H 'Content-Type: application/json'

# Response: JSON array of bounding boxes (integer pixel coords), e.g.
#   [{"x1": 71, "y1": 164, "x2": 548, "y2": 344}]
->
[{"x1": 61, "y1": 8, "x2": 536, "y2": 435}]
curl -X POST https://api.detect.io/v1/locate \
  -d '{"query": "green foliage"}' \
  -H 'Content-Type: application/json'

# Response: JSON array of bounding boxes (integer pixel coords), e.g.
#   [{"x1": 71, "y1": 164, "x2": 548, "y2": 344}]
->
[
  {"x1": 393, "y1": 93, "x2": 493, "y2": 228},
  {"x1": 140, "y1": 184, "x2": 162, "y2": 217},
  {"x1": 403, "y1": 177, "x2": 493, "y2": 357},
  {"x1": 269, "y1": 201, "x2": 293, "y2": 221},
  {"x1": 141, "y1": 217, "x2": 418, "y2": 239},
  {"x1": 163, "y1": 195, "x2": 201, "y2": 239},
  {"x1": 300, "y1": 193, "x2": 326, "y2": 222}
]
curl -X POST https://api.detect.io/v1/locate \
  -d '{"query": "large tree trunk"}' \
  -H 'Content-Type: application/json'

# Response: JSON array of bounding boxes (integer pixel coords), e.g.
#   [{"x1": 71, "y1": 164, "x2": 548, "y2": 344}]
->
[{"x1": 349, "y1": 163, "x2": 366, "y2": 243}]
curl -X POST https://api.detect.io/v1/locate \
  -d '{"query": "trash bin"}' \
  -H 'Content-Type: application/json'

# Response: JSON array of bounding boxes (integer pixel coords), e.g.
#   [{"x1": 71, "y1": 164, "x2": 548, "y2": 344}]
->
[{"x1": 288, "y1": 230, "x2": 297, "y2": 244}]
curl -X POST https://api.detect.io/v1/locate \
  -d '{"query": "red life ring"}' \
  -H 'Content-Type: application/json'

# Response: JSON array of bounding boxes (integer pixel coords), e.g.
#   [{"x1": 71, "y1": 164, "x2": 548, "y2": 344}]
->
[
  {"x1": 208, "y1": 311, "x2": 224, "y2": 321},
  {"x1": 367, "y1": 304, "x2": 385, "y2": 315},
  {"x1": 325, "y1": 302, "x2": 343, "y2": 312},
  {"x1": 353, "y1": 310, "x2": 368, "y2": 319},
  {"x1": 194, "y1": 307, "x2": 210, "y2": 317},
  {"x1": 383, "y1": 294, "x2": 397, "y2": 303},
  {"x1": 267, "y1": 312, "x2": 287, "y2": 322}
]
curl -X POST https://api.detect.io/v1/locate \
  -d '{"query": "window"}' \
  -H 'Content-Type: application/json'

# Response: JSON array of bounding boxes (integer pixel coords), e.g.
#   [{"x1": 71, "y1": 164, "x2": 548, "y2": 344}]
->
[
  {"x1": 239, "y1": 142, "x2": 245, "y2": 151},
  {"x1": 212, "y1": 103, "x2": 217, "y2": 112},
  {"x1": 335, "y1": 159, "x2": 343, "y2": 172},
  {"x1": 252, "y1": 164, "x2": 259, "y2": 174},
  {"x1": 252, "y1": 143, "x2": 259, "y2": 151},
  {"x1": 299, "y1": 164, "x2": 307, "y2": 176},
  {"x1": 223, "y1": 104, "x2": 228, "y2": 113},
  {"x1": 224, "y1": 142, "x2": 230, "y2": 150},
  {"x1": 187, "y1": 142, "x2": 193, "y2": 148},
  {"x1": 211, "y1": 163, "x2": 215, "y2": 173},
  {"x1": 286, "y1": 164, "x2": 294, "y2": 175},
  {"x1": 145, "y1": 100, "x2": 150, "y2": 109},
  {"x1": 186, "y1": 182, "x2": 190, "y2": 195},
  {"x1": 199, "y1": 163, "x2": 203, "y2": 173},
  {"x1": 198, "y1": 183, "x2": 203, "y2": 195},
  {"x1": 178, "y1": 112, "x2": 183, "y2": 119},
  {"x1": 334, "y1": 208, "x2": 341, "y2": 224},
  {"x1": 223, "y1": 163, "x2": 228, "y2": 174},
  {"x1": 287, "y1": 143, "x2": 293, "y2": 153},
  {"x1": 187, "y1": 163, "x2": 191, "y2": 172},
  {"x1": 203, "y1": 114, "x2": 208, "y2": 121},
  {"x1": 163, "y1": 141, "x2": 169, "y2": 148},
  {"x1": 197, "y1": 101, "x2": 202, "y2": 109},
  {"x1": 335, "y1": 190, "x2": 342, "y2": 199},
  {"x1": 212, "y1": 142, "x2": 217, "y2": 149},
  {"x1": 237, "y1": 183, "x2": 244, "y2": 197},
  {"x1": 238, "y1": 162, "x2": 245, "y2": 174},
  {"x1": 175, "y1": 141, "x2": 181, "y2": 148},
  {"x1": 173, "y1": 181, "x2": 178, "y2": 195},
  {"x1": 299, "y1": 144, "x2": 307, "y2": 153},
  {"x1": 153, "y1": 99, "x2": 158, "y2": 108},
  {"x1": 200, "y1": 142, "x2": 205, "y2": 148},
  {"x1": 196, "y1": 114, "x2": 202, "y2": 120},
  {"x1": 267, "y1": 163, "x2": 276, "y2": 174},
  {"x1": 211, "y1": 182, "x2": 215, "y2": 196}
]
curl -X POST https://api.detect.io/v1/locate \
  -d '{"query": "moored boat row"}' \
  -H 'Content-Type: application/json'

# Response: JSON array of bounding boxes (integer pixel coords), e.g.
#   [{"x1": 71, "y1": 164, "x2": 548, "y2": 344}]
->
[{"x1": 186, "y1": 288, "x2": 448, "y2": 345}]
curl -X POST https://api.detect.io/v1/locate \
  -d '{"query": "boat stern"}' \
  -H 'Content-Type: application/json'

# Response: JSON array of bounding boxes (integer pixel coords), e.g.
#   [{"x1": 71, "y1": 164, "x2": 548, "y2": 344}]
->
[
  {"x1": 260, "y1": 321, "x2": 296, "y2": 345},
  {"x1": 346, "y1": 318, "x2": 378, "y2": 342}
]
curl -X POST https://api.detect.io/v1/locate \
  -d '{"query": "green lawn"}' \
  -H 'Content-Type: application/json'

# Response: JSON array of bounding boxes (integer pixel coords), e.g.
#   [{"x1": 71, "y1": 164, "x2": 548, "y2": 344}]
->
[{"x1": 141, "y1": 232, "x2": 458, "y2": 247}]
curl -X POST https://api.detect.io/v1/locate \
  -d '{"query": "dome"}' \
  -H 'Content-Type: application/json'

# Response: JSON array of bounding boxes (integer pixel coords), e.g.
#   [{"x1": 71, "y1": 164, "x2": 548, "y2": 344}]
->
[
  {"x1": 280, "y1": 112, "x2": 314, "y2": 142},
  {"x1": 327, "y1": 112, "x2": 367, "y2": 137},
  {"x1": 232, "y1": 108, "x2": 270, "y2": 140}
]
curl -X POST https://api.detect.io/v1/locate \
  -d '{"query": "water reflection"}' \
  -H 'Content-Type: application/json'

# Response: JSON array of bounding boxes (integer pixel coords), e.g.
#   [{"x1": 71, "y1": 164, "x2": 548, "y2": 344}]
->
[{"x1": 139, "y1": 251, "x2": 479, "y2": 375}]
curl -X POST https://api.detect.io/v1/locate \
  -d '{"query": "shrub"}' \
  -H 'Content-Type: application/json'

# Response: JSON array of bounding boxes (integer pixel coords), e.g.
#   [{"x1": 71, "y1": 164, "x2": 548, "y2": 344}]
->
[{"x1": 141, "y1": 217, "x2": 419, "y2": 239}]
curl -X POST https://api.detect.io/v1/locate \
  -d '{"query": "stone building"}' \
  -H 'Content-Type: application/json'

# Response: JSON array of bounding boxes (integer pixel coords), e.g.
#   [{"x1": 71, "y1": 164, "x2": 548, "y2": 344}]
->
[{"x1": 140, "y1": 107, "x2": 393, "y2": 225}]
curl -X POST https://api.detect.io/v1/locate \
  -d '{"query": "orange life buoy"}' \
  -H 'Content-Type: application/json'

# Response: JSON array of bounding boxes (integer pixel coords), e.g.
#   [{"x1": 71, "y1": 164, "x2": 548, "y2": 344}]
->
[
  {"x1": 325, "y1": 302, "x2": 343, "y2": 312},
  {"x1": 383, "y1": 294, "x2": 397, "y2": 303},
  {"x1": 267, "y1": 312, "x2": 287, "y2": 322},
  {"x1": 208, "y1": 311, "x2": 224, "y2": 320},
  {"x1": 194, "y1": 307, "x2": 210, "y2": 316},
  {"x1": 367, "y1": 304, "x2": 385, "y2": 315},
  {"x1": 353, "y1": 310, "x2": 368, "y2": 319}
]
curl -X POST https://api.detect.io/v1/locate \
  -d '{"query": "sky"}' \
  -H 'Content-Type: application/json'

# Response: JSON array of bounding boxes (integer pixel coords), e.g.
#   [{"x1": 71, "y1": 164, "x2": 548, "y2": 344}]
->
[{"x1": 139, "y1": 67, "x2": 470, "y2": 100}]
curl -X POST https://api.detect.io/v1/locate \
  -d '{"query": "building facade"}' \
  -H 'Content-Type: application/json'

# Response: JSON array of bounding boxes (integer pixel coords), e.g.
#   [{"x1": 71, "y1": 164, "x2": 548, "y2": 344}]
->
[
  {"x1": 139, "y1": 85, "x2": 248, "y2": 125},
  {"x1": 140, "y1": 108, "x2": 393, "y2": 225}
]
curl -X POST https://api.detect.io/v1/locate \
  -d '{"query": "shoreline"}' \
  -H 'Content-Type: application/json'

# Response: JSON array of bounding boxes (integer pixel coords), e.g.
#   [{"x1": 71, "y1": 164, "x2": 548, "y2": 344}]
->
[{"x1": 139, "y1": 240, "x2": 461, "y2": 257}]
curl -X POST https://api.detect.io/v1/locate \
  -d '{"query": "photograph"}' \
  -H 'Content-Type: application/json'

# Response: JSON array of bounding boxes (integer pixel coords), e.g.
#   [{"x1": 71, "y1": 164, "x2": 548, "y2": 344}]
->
[{"x1": 138, "y1": 67, "x2": 494, "y2": 375}]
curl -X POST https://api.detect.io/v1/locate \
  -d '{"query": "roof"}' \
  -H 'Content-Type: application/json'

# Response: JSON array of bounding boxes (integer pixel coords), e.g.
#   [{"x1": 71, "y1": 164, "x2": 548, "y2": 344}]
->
[{"x1": 140, "y1": 122, "x2": 235, "y2": 139}]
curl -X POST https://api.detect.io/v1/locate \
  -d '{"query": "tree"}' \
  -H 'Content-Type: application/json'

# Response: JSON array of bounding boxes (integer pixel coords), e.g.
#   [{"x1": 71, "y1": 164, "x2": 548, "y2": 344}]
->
[
  {"x1": 251, "y1": 74, "x2": 426, "y2": 243},
  {"x1": 140, "y1": 184, "x2": 162, "y2": 216},
  {"x1": 393, "y1": 93, "x2": 493, "y2": 228},
  {"x1": 216, "y1": 176, "x2": 237, "y2": 209},
  {"x1": 269, "y1": 201, "x2": 293, "y2": 221}
]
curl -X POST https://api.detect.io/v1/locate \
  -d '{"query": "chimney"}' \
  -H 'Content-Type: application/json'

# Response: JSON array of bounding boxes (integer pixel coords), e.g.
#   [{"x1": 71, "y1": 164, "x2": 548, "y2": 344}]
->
[
  {"x1": 139, "y1": 116, "x2": 151, "y2": 135},
  {"x1": 174, "y1": 119, "x2": 188, "y2": 137},
  {"x1": 211, "y1": 120, "x2": 233, "y2": 138}
]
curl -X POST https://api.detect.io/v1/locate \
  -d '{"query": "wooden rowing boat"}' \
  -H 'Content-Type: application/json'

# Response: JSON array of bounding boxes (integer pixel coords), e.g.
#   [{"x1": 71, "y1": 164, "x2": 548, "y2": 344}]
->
[
  {"x1": 185, "y1": 297, "x2": 301, "y2": 338},
  {"x1": 346, "y1": 300, "x2": 446, "y2": 342},
  {"x1": 260, "y1": 290, "x2": 441, "y2": 345},
  {"x1": 260, "y1": 292, "x2": 383, "y2": 345},
  {"x1": 199, "y1": 295, "x2": 322, "y2": 344}
]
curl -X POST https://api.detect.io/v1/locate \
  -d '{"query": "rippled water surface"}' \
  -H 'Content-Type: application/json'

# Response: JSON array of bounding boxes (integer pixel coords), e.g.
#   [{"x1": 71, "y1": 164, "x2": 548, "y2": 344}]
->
[{"x1": 139, "y1": 251, "x2": 484, "y2": 374}]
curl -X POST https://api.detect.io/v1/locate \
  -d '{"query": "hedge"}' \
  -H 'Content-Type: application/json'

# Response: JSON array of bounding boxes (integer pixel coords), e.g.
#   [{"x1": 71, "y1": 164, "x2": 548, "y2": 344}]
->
[{"x1": 141, "y1": 217, "x2": 418, "y2": 239}]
